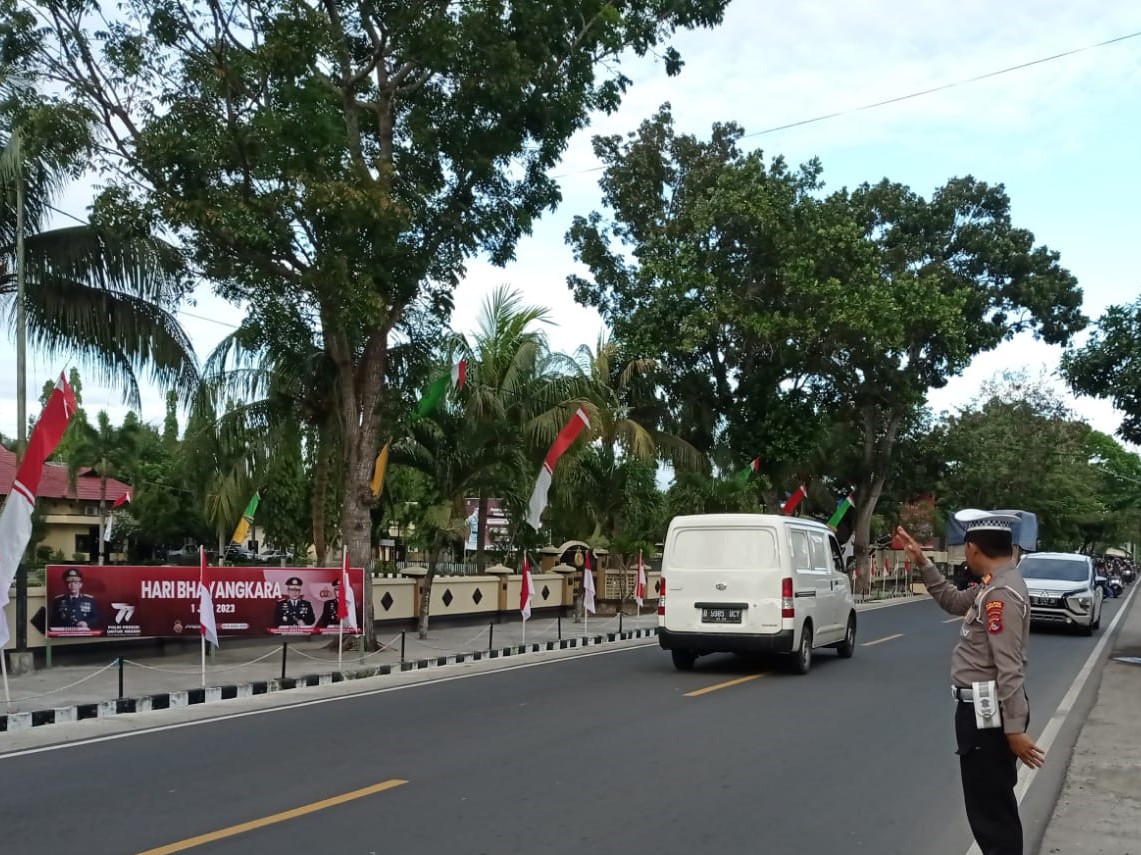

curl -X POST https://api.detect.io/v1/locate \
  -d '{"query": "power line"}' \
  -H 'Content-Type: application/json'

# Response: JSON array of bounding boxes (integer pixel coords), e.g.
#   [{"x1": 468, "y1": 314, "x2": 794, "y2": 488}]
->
[
  {"x1": 553, "y1": 28, "x2": 1141, "y2": 177},
  {"x1": 740, "y1": 29, "x2": 1141, "y2": 139}
]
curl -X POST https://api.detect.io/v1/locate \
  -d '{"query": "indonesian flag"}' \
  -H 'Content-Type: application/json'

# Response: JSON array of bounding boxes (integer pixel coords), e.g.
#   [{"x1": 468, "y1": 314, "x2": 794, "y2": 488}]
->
[
  {"x1": 0, "y1": 372, "x2": 77, "y2": 648},
  {"x1": 634, "y1": 549, "x2": 647, "y2": 608},
  {"x1": 526, "y1": 407, "x2": 591, "y2": 530},
  {"x1": 338, "y1": 548, "x2": 359, "y2": 631},
  {"x1": 520, "y1": 553, "x2": 534, "y2": 621},
  {"x1": 781, "y1": 483, "x2": 808, "y2": 515},
  {"x1": 583, "y1": 550, "x2": 596, "y2": 615},
  {"x1": 104, "y1": 489, "x2": 132, "y2": 543},
  {"x1": 883, "y1": 557, "x2": 890, "y2": 578},
  {"x1": 198, "y1": 547, "x2": 219, "y2": 647}
]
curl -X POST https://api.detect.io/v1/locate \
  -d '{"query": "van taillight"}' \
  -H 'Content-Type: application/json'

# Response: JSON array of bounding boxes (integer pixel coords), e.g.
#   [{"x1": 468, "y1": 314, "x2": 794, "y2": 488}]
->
[
  {"x1": 657, "y1": 576, "x2": 666, "y2": 616},
  {"x1": 781, "y1": 577, "x2": 794, "y2": 619}
]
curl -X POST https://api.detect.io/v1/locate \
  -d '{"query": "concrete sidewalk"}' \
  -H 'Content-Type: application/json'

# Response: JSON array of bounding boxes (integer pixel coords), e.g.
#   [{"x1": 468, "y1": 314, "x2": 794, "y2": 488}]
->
[
  {"x1": 0, "y1": 594, "x2": 925, "y2": 728},
  {"x1": 1038, "y1": 589, "x2": 1141, "y2": 854},
  {"x1": 0, "y1": 610, "x2": 660, "y2": 721}
]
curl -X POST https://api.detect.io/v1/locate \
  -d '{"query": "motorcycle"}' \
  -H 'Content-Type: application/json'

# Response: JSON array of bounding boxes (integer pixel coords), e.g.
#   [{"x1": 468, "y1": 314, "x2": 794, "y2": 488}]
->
[{"x1": 1106, "y1": 575, "x2": 1125, "y2": 599}]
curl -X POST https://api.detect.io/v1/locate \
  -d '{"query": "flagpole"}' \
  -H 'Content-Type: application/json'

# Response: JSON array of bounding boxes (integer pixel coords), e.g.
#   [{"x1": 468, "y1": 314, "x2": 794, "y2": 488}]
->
[
  {"x1": 200, "y1": 547, "x2": 206, "y2": 689},
  {"x1": 1, "y1": 643, "x2": 10, "y2": 710},
  {"x1": 338, "y1": 545, "x2": 347, "y2": 672}
]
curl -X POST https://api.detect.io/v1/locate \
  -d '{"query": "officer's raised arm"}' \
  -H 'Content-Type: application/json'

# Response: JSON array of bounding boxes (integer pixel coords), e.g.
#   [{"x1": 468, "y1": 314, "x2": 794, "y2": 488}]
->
[{"x1": 896, "y1": 526, "x2": 975, "y2": 616}]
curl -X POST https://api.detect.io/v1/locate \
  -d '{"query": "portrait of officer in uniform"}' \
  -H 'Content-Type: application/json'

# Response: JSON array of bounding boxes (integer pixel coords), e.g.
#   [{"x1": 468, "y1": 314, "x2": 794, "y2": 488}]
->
[
  {"x1": 898, "y1": 510, "x2": 1045, "y2": 855},
  {"x1": 51, "y1": 567, "x2": 102, "y2": 630},
  {"x1": 316, "y1": 578, "x2": 341, "y2": 629},
  {"x1": 273, "y1": 576, "x2": 316, "y2": 627}
]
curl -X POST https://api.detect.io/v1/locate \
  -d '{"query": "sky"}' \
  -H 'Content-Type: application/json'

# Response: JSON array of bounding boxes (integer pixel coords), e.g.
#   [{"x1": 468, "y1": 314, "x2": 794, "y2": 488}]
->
[{"x1": 2, "y1": 0, "x2": 1139, "y2": 452}]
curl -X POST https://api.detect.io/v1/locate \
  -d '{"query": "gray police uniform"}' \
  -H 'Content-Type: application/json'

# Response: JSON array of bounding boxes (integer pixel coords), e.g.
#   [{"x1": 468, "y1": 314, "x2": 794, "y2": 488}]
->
[
  {"x1": 920, "y1": 557, "x2": 1030, "y2": 855},
  {"x1": 273, "y1": 598, "x2": 316, "y2": 627}
]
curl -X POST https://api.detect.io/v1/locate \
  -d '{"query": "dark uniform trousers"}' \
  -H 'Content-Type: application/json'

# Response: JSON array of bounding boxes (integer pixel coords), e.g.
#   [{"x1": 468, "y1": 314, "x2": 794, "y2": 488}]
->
[{"x1": 955, "y1": 698, "x2": 1028, "y2": 855}]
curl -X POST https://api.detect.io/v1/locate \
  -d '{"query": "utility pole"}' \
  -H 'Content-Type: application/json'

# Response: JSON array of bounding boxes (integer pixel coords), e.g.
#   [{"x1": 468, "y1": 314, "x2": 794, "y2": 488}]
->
[{"x1": 13, "y1": 141, "x2": 30, "y2": 654}]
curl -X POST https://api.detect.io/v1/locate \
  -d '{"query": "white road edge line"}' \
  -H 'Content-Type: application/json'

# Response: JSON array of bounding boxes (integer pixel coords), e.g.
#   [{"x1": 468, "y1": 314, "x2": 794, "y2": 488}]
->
[
  {"x1": 962, "y1": 583, "x2": 1138, "y2": 855},
  {"x1": 0, "y1": 640, "x2": 658, "y2": 760}
]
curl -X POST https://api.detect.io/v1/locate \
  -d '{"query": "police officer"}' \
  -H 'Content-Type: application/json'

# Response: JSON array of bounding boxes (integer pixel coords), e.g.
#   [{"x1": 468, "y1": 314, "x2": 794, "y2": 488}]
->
[
  {"x1": 897, "y1": 511, "x2": 1045, "y2": 855},
  {"x1": 316, "y1": 578, "x2": 340, "y2": 629},
  {"x1": 51, "y1": 567, "x2": 102, "y2": 630},
  {"x1": 273, "y1": 577, "x2": 316, "y2": 626}
]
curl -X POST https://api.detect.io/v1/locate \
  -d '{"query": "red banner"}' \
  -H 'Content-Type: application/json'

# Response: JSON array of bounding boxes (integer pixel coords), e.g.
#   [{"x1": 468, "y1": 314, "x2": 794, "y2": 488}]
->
[{"x1": 44, "y1": 564, "x2": 364, "y2": 639}]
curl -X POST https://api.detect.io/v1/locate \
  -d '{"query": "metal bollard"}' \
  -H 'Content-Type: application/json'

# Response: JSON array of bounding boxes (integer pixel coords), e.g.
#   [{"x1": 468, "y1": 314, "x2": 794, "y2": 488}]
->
[
  {"x1": 488, "y1": 620, "x2": 494, "y2": 652},
  {"x1": 619, "y1": 611, "x2": 624, "y2": 634},
  {"x1": 280, "y1": 642, "x2": 288, "y2": 680},
  {"x1": 557, "y1": 613, "x2": 562, "y2": 640},
  {"x1": 118, "y1": 656, "x2": 125, "y2": 699},
  {"x1": 400, "y1": 630, "x2": 406, "y2": 665}
]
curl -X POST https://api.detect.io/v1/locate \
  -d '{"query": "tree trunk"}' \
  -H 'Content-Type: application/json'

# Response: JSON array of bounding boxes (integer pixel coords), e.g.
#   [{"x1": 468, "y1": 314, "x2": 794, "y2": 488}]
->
[
  {"x1": 476, "y1": 491, "x2": 488, "y2": 572},
  {"x1": 341, "y1": 446, "x2": 376, "y2": 649},
  {"x1": 97, "y1": 477, "x2": 107, "y2": 566},
  {"x1": 418, "y1": 545, "x2": 440, "y2": 639},
  {"x1": 311, "y1": 436, "x2": 330, "y2": 566}
]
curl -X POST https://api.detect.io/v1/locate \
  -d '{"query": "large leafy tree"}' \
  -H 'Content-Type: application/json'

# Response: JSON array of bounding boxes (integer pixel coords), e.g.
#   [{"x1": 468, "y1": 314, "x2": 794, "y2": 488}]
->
[
  {"x1": 24, "y1": 0, "x2": 731, "y2": 579},
  {"x1": 568, "y1": 107, "x2": 1086, "y2": 584},
  {"x1": 1061, "y1": 297, "x2": 1141, "y2": 444}
]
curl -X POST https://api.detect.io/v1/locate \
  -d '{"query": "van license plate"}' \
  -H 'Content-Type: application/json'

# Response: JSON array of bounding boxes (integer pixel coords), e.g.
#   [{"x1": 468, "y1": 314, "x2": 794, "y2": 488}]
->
[{"x1": 702, "y1": 608, "x2": 743, "y2": 623}]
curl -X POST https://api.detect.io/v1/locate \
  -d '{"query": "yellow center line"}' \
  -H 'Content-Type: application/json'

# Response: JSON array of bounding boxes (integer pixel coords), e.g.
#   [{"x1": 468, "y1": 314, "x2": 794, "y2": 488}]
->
[
  {"x1": 134, "y1": 778, "x2": 409, "y2": 855},
  {"x1": 861, "y1": 633, "x2": 904, "y2": 647},
  {"x1": 944, "y1": 616, "x2": 963, "y2": 624},
  {"x1": 684, "y1": 673, "x2": 766, "y2": 697}
]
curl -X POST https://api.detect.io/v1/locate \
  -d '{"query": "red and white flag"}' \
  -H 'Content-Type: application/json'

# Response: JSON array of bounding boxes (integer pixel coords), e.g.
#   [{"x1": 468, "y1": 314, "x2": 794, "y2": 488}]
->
[
  {"x1": 781, "y1": 483, "x2": 808, "y2": 515},
  {"x1": 338, "y1": 548, "x2": 359, "y2": 631},
  {"x1": 198, "y1": 547, "x2": 219, "y2": 647},
  {"x1": 634, "y1": 550, "x2": 647, "y2": 608},
  {"x1": 0, "y1": 372, "x2": 77, "y2": 648},
  {"x1": 112, "y1": 488, "x2": 132, "y2": 508},
  {"x1": 520, "y1": 553, "x2": 535, "y2": 621},
  {"x1": 583, "y1": 550, "x2": 596, "y2": 615},
  {"x1": 104, "y1": 488, "x2": 132, "y2": 543},
  {"x1": 526, "y1": 408, "x2": 590, "y2": 530},
  {"x1": 883, "y1": 557, "x2": 890, "y2": 578}
]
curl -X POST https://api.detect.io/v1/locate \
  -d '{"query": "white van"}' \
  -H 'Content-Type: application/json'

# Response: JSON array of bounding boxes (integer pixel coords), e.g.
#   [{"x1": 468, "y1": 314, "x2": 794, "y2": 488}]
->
[{"x1": 657, "y1": 514, "x2": 857, "y2": 674}]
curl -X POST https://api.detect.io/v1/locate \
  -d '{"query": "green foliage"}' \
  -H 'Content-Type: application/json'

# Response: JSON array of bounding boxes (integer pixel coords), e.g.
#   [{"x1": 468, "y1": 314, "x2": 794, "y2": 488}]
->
[
  {"x1": 1062, "y1": 298, "x2": 1141, "y2": 444},
  {"x1": 567, "y1": 106, "x2": 1087, "y2": 578},
  {"x1": 25, "y1": 0, "x2": 730, "y2": 568}
]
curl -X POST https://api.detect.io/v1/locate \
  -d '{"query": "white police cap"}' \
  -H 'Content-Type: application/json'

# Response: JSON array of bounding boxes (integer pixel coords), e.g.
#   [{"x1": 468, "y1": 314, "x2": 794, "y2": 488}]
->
[{"x1": 953, "y1": 508, "x2": 1020, "y2": 533}]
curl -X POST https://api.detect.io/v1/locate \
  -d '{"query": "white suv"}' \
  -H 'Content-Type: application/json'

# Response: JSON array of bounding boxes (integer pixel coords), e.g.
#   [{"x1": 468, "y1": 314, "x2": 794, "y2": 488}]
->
[{"x1": 1018, "y1": 552, "x2": 1103, "y2": 635}]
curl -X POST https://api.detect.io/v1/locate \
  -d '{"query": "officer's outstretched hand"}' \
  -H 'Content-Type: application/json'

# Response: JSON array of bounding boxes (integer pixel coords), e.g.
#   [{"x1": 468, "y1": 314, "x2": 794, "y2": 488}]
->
[
  {"x1": 1007, "y1": 732, "x2": 1045, "y2": 768},
  {"x1": 894, "y1": 527, "x2": 926, "y2": 567}
]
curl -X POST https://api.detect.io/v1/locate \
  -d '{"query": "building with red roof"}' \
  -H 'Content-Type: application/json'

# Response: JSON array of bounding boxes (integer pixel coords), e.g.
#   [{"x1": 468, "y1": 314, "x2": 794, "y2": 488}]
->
[{"x1": 0, "y1": 445, "x2": 132, "y2": 562}]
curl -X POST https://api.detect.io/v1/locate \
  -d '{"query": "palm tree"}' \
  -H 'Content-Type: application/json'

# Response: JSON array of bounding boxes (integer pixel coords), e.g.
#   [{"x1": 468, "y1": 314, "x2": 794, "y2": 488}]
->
[
  {"x1": 66, "y1": 409, "x2": 141, "y2": 563},
  {"x1": 459, "y1": 285, "x2": 591, "y2": 566},
  {"x1": 1, "y1": 72, "x2": 198, "y2": 438},
  {"x1": 391, "y1": 405, "x2": 526, "y2": 638}
]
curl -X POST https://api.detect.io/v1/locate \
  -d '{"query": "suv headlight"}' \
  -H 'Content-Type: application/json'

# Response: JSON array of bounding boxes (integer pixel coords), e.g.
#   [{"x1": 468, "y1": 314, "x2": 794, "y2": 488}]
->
[{"x1": 1064, "y1": 592, "x2": 1092, "y2": 612}]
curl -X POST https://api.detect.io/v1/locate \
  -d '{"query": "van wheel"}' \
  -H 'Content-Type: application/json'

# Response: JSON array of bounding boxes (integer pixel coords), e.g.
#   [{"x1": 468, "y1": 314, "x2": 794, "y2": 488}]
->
[
  {"x1": 836, "y1": 614, "x2": 857, "y2": 658},
  {"x1": 792, "y1": 625, "x2": 812, "y2": 675},
  {"x1": 671, "y1": 649, "x2": 697, "y2": 671}
]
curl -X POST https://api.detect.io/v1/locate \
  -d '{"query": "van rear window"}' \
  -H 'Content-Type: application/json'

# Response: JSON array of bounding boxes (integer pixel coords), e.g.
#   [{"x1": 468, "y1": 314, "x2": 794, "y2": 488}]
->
[{"x1": 671, "y1": 528, "x2": 778, "y2": 570}]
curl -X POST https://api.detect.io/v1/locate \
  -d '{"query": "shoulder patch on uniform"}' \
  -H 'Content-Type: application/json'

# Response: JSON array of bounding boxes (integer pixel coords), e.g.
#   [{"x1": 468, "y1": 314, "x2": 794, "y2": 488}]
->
[{"x1": 985, "y1": 599, "x2": 1004, "y2": 634}]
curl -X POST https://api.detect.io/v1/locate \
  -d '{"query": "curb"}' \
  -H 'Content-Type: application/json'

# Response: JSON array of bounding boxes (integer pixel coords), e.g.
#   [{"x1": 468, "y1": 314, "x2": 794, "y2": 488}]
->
[{"x1": 0, "y1": 627, "x2": 660, "y2": 732}]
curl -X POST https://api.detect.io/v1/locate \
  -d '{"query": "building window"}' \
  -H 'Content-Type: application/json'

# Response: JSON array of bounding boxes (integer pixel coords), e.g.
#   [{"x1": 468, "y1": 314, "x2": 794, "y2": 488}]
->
[{"x1": 75, "y1": 534, "x2": 91, "y2": 556}]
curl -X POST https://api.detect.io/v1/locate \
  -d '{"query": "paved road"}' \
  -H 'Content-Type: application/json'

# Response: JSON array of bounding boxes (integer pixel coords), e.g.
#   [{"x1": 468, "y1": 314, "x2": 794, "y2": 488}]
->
[{"x1": 0, "y1": 596, "x2": 1126, "y2": 855}]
